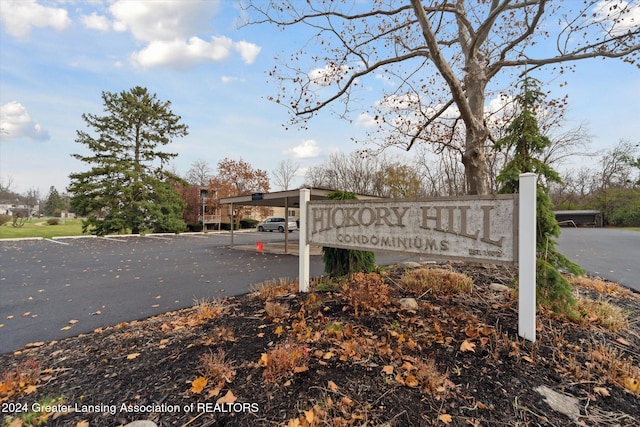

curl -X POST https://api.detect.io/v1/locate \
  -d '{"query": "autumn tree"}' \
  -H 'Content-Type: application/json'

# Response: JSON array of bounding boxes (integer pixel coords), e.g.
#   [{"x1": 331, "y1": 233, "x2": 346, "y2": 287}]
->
[
  {"x1": 243, "y1": 1, "x2": 640, "y2": 195},
  {"x1": 68, "y1": 87, "x2": 188, "y2": 235},
  {"x1": 208, "y1": 158, "x2": 270, "y2": 227},
  {"x1": 379, "y1": 164, "x2": 422, "y2": 198}
]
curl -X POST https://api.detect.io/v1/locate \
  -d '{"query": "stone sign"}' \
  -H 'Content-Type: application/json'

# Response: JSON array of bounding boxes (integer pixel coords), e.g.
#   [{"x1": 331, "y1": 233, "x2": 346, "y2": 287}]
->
[{"x1": 307, "y1": 195, "x2": 518, "y2": 265}]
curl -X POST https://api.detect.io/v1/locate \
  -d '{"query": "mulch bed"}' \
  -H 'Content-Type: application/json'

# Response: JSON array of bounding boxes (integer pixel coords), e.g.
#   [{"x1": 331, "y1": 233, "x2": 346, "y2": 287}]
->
[{"x1": 1, "y1": 262, "x2": 639, "y2": 426}]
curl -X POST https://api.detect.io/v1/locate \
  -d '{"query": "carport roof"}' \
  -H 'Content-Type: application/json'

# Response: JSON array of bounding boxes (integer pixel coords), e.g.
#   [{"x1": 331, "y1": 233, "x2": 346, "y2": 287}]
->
[{"x1": 218, "y1": 188, "x2": 380, "y2": 207}]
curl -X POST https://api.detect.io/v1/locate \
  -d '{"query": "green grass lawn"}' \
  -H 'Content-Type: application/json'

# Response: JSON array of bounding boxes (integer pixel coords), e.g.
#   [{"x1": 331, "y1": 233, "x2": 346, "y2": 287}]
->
[{"x1": 0, "y1": 218, "x2": 86, "y2": 239}]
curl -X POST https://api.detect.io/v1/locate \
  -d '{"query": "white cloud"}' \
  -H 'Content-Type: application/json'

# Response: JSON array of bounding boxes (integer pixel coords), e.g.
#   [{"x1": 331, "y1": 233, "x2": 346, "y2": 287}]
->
[
  {"x1": 105, "y1": 0, "x2": 261, "y2": 68},
  {"x1": 355, "y1": 113, "x2": 379, "y2": 128},
  {"x1": 221, "y1": 76, "x2": 246, "y2": 84},
  {"x1": 0, "y1": 0, "x2": 70, "y2": 38},
  {"x1": 284, "y1": 140, "x2": 321, "y2": 159},
  {"x1": 233, "y1": 40, "x2": 261, "y2": 64},
  {"x1": 109, "y1": 0, "x2": 220, "y2": 42},
  {"x1": 81, "y1": 12, "x2": 110, "y2": 32},
  {"x1": 0, "y1": 102, "x2": 50, "y2": 142},
  {"x1": 594, "y1": 1, "x2": 640, "y2": 35},
  {"x1": 131, "y1": 36, "x2": 234, "y2": 68}
]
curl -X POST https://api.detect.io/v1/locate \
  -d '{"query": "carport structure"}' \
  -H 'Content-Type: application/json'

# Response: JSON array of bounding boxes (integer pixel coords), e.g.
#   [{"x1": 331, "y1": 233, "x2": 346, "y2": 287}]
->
[{"x1": 219, "y1": 187, "x2": 380, "y2": 254}]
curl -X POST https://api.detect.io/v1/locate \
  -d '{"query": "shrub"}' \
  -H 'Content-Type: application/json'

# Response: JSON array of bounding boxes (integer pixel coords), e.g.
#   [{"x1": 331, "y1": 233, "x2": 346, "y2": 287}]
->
[
  {"x1": 321, "y1": 190, "x2": 375, "y2": 277},
  {"x1": 47, "y1": 218, "x2": 60, "y2": 225},
  {"x1": 0, "y1": 214, "x2": 11, "y2": 226},
  {"x1": 251, "y1": 278, "x2": 298, "y2": 300},
  {"x1": 259, "y1": 341, "x2": 309, "y2": 384},
  {"x1": 400, "y1": 268, "x2": 473, "y2": 296},
  {"x1": 240, "y1": 218, "x2": 259, "y2": 229},
  {"x1": 199, "y1": 349, "x2": 236, "y2": 389},
  {"x1": 342, "y1": 272, "x2": 389, "y2": 315}
]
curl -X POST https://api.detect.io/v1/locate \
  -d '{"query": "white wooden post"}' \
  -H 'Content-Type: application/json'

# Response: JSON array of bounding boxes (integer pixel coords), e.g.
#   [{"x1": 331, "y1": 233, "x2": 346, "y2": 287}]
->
[
  {"x1": 299, "y1": 189, "x2": 310, "y2": 292},
  {"x1": 519, "y1": 173, "x2": 537, "y2": 342}
]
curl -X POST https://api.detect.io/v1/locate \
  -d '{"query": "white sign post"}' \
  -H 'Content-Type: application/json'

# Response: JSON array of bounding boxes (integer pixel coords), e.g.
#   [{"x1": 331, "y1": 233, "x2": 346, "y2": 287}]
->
[
  {"x1": 298, "y1": 189, "x2": 311, "y2": 292},
  {"x1": 518, "y1": 173, "x2": 537, "y2": 342}
]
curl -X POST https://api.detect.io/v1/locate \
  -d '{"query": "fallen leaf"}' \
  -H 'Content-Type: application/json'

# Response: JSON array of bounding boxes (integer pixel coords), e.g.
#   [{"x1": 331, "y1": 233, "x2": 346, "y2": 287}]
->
[
  {"x1": 405, "y1": 375, "x2": 419, "y2": 387},
  {"x1": 126, "y1": 352, "x2": 140, "y2": 360},
  {"x1": 76, "y1": 421, "x2": 89, "y2": 427},
  {"x1": 623, "y1": 377, "x2": 639, "y2": 394},
  {"x1": 339, "y1": 396, "x2": 354, "y2": 407},
  {"x1": 304, "y1": 409, "x2": 315, "y2": 424},
  {"x1": 464, "y1": 325, "x2": 479, "y2": 338},
  {"x1": 327, "y1": 380, "x2": 339, "y2": 392},
  {"x1": 616, "y1": 337, "x2": 630, "y2": 346},
  {"x1": 207, "y1": 385, "x2": 222, "y2": 398},
  {"x1": 216, "y1": 390, "x2": 236, "y2": 404},
  {"x1": 22, "y1": 312, "x2": 31, "y2": 317},
  {"x1": 460, "y1": 340, "x2": 476, "y2": 353},
  {"x1": 258, "y1": 353, "x2": 269, "y2": 367},
  {"x1": 293, "y1": 366, "x2": 308, "y2": 373},
  {"x1": 593, "y1": 387, "x2": 610, "y2": 397},
  {"x1": 24, "y1": 385, "x2": 37, "y2": 394},
  {"x1": 522, "y1": 355, "x2": 534, "y2": 363},
  {"x1": 382, "y1": 365, "x2": 394, "y2": 375},
  {"x1": 191, "y1": 376, "x2": 207, "y2": 394},
  {"x1": 438, "y1": 413, "x2": 452, "y2": 424},
  {"x1": 275, "y1": 325, "x2": 284, "y2": 337},
  {"x1": 9, "y1": 418, "x2": 23, "y2": 427},
  {"x1": 60, "y1": 326, "x2": 72, "y2": 331},
  {"x1": 69, "y1": 319, "x2": 78, "y2": 324}
]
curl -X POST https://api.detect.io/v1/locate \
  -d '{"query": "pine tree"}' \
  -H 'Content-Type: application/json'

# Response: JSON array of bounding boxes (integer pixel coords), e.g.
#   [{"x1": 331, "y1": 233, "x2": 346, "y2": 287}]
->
[
  {"x1": 494, "y1": 77, "x2": 583, "y2": 315},
  {"x1": 68, "y1": 87, "x2": 188, "y2": 235},
  {"x1": 321, "y1": 190, "x2": 376, "y2": 277},
  {"x1": 44, "y1": 186, "x2": 62, "y2": 216}
]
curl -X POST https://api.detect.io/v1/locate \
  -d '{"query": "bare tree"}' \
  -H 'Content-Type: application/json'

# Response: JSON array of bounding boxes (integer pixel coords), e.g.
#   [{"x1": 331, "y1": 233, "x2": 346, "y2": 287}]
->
[
  {"x1": 272, "y1": 159, "x2": 299, "y2": 190},
  {"x1": 304, "y1": 151, "x2": 395, "y2": 196},
  {"x1": 185, "y1": 159, "x2": 214, "y2": 186},
  {"x1": 242, "y1": 1, "x2": 640, "y2": 195}
]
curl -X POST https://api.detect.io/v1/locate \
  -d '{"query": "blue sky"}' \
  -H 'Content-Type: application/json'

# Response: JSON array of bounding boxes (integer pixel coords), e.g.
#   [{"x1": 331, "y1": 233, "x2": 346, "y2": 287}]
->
[{"x1": 1, "y1": 0, "x2": 639, "y2": 196}]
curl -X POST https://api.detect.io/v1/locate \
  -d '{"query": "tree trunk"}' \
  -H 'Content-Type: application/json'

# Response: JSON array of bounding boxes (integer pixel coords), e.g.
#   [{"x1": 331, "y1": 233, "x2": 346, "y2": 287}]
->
[{"x1": 462, "y1": 136, "x2": 490, "y2": 196}]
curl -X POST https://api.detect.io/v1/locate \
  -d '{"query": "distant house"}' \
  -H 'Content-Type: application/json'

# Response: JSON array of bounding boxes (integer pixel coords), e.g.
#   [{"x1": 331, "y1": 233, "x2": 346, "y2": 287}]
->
[
  {"x1": 0, "y1": 202, "x2": 39, "y2": 218},
  {"x1": 554, "y1": 210, "x2": 602, "y2": 227}
]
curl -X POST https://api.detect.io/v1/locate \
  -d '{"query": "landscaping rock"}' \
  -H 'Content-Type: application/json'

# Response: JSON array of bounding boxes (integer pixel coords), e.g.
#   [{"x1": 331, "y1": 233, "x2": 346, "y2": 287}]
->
[
  {"x1": 489, "y1": 283, "x2": 510, "y2": 292},
  {"x1": 401, "y1": 261, "x2": 422, "y2": 269},
  {"x1": 398, "y1": 298, "x2": 419, "y2": 310},
  {"x1": 534, "y1": 385, "x2": 580, "y2": 420},
  {"x1": 124, "y1": 421, "x2": 158, "y2": 427}
]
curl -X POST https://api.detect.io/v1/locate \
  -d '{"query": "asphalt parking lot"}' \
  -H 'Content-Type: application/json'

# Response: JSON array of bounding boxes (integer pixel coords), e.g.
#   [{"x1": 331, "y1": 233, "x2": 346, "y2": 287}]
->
[{"x1": 0, "y1": 232, "x2": 326, "y2": 354}]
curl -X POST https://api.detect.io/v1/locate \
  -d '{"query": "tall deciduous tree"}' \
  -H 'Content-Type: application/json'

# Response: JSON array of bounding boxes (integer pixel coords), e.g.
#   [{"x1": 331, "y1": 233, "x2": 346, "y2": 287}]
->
[
  {"x1": 272, "y1": 159, "x2": 299, "y2": 191},
  {"x1": 243, "y1": 1, "x2": 640, "y2": 195},
  {"x1": 68, "y1": 87, "x2": 189, "y2": 235}
]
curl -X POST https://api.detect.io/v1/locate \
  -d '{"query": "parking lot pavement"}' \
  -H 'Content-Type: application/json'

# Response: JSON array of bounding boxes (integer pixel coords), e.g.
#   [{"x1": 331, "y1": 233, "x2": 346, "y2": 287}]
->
[
  {"x1": 557, "y1": 227, "x2": 640, "y2": 292},
  {"x1": 0, "y1": 233, "x2": 324, "y2": 354}
]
